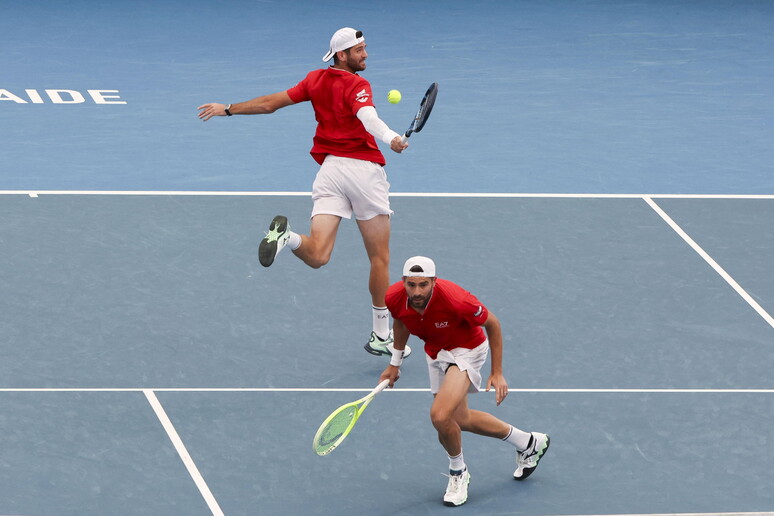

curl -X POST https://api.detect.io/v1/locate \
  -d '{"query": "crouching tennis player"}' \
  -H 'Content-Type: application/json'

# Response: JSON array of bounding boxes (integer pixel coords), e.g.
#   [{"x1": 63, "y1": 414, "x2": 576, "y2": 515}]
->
[{"x1": 379, "y1": 256, "x2": 550, "y2": 507}]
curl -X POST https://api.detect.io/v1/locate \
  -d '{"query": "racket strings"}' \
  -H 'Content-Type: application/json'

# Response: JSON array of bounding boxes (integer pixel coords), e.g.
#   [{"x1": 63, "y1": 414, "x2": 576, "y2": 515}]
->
[{"x1": 314, "y1": 406, "x2": 358, "y2": 454}]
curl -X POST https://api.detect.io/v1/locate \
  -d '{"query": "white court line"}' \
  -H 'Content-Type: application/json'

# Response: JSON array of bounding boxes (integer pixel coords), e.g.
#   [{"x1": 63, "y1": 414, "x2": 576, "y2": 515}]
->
[
  {"x1": 1, "y1": 189, "x2": 774, "y2": 199},
  {"x1": 1, "y1": 513, "x2": 769, "y2": 516},
  {"x1": 547, "y1": 513, "x2": 774, "y2": 516},
  {"x1": 1, "y1": 190, "x2": 311, "y2": 197},
  {"x1": 392, "y1": 193, "x2": 774, "y2": 199},
  {"x1": 1, "y1": 388, "x2": 773, "y2": 393},
  {"x1": 143, "y1": 390, "x2": 224, "y2": 516},
  {"x1": 644, "y1": 196, "x2": 774, "y2": 330}
]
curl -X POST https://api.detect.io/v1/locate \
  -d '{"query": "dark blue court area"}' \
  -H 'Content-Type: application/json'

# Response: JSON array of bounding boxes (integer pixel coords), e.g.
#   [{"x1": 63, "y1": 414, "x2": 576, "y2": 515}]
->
[{"x1": 1, "y1": 1, "x2": 773, "y2": 515}]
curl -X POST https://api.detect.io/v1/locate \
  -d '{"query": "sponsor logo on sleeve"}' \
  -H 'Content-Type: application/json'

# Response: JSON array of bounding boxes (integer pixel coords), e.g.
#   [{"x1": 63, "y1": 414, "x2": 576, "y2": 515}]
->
[{"x1": 355, "y1": 88, "x2": 370, "y2": 103}]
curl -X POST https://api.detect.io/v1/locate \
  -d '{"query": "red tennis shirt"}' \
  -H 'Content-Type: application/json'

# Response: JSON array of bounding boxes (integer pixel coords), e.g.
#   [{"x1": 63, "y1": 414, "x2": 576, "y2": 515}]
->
[
  {"x1": 386, "y1": 279, "x2": 490, "y2": 359},
  {"x1": 286, "y1": 67, "x2": 386, "y2": 166}
]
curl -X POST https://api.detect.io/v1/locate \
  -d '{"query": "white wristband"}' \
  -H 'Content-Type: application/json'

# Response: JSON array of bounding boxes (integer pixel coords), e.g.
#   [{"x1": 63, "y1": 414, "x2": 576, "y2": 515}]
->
[{"x1": 389, "y1": 349, "x2": 405, "y2": 367}]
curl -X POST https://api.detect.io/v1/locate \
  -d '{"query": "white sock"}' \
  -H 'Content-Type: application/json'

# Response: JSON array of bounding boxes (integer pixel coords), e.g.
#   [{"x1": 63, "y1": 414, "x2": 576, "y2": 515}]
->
[
  {"x1": 288, "y1": 231, "x2": 302, "y2": 251},
  {"x1": 502, "y1": 425, "x2": 532, "y2": 451},
  {"x1": 372, "y1": 305, "x2": 390, "y2": 339},
  {"x1": 448, "y1": 452, "x2": 466, "y2": 473}
]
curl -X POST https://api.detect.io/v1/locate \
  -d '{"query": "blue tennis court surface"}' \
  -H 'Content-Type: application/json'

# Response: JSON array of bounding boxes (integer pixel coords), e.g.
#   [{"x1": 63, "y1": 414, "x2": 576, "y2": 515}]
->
[{"x1": 1, "y1": 1, "x2": 773, "y2": 515}]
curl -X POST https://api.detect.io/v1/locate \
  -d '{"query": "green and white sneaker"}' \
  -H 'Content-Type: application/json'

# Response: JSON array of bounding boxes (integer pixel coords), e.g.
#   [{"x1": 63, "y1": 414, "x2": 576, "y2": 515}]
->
[
  {"x1": 363, "y1": 331, "x2": 411, "y2": 359},
  {"x1": 258, "y1": 215, "x2": 291, "y2": 267},
  {"x1": 443, "y1": 468, "x2": 470, "y2": 507},
  {"x1": 513, "y1": 432, "x2": 550, "y2": 480}
]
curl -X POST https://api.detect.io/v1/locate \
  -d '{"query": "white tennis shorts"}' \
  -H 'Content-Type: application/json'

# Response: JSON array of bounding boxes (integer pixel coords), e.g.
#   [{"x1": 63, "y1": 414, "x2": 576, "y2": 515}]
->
[
  {"x1": 311, "y1": 155, "x2": 393, "y2": 221},
  {"x1": 426, "y1": 340, "x2": 490, "y2": 394}
]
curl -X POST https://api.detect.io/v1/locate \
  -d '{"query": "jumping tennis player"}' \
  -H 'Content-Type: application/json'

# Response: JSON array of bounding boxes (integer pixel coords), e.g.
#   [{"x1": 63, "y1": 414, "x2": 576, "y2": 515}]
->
[
  {"x1": 197, "y1": 27, "x2": 409, "y2": 359},
  {"x1": 379, "y1": 256, "x2": 550, "y2": 507}
]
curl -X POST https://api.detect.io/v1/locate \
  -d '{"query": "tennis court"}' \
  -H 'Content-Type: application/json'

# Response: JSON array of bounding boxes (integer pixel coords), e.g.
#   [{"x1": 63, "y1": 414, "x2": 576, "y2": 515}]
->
[{"x1": 1, "y1": 1, "x2": 773, "y2": 515}]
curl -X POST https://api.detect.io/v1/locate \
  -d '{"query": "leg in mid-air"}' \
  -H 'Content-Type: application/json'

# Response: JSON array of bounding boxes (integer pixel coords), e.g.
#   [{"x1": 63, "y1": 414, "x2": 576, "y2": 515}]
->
[{"x1": 258, "y1": 213, "x2": 340, "y2": 268}]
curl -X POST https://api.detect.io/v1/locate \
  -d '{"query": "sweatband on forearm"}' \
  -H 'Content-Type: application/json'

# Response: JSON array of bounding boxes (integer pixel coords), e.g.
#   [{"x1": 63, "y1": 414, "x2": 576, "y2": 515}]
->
[{"x1": 357, "y1": 106, "x2": 401, "y2": 145}]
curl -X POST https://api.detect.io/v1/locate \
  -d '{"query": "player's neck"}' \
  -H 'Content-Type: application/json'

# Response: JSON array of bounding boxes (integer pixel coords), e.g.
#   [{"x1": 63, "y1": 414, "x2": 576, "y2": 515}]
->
[{"x1": 331, "y1": 63, "x2": 357, "y2": 74}]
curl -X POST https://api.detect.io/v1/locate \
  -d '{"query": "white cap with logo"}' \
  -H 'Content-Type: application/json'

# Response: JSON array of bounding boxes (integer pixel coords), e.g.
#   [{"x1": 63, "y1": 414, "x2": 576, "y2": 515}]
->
[
  {"x1": 402, "y1": 256, "x2": 436, "y2": 278},
  {"x1": 322, "y1": 27, "x2": 365, "y2": 62}
]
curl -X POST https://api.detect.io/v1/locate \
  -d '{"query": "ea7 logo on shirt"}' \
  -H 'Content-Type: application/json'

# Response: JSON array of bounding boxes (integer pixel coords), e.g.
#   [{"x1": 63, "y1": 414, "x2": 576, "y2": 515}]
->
[
  {"x1": 435, "y1": 322, "x2": 449, "y2": 328},
  {"x1": 355, "y1": 88, "x2": 370, "y2": 103}
]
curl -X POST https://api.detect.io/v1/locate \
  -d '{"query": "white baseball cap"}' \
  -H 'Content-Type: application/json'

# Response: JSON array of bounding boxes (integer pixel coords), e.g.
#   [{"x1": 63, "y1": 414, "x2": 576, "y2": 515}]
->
[
  {"x1": 402, "y1": 256, "x2": 436, "y2": 278},
  {"x1": 322, "y1": 27, "x2": 365, "y2": 62}
]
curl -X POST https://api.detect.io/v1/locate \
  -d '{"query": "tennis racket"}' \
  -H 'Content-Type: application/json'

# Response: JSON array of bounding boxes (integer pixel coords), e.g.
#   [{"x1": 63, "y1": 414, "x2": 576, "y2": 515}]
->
[
  {"x1": 312, "y1": 379, "x2": 390, "y2": 456},
  {"x1": 402, "y1": 82, "x2": 438, "y2": 142}
]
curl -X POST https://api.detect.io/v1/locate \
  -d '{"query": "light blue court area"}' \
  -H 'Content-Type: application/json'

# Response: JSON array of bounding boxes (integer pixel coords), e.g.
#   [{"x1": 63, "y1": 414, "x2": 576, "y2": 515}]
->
[
  {"x1": 154, "y1": 390, "x2": 774, "y2": 516},
  {"x1": 2, "y1": 0, "x2": 774, "y2": 514},
  {"x1": 0, "y1": 391, "x2": 212, "y2": 515},
  {"x1": 654, "y1": 198, "x2": 774, "y2": 317},
  {"x1": 1, "y1": 194, "x2": 772, "y2": 390},
  {"x1": 2, "y1": 0, "x2": 774, "y2": 194},
  {"x1": 0, "y1": 388, "x2": 771, "y2": 516},
  {"x1": 0, "y1": 192, "x2": 772, "y2": 514}
]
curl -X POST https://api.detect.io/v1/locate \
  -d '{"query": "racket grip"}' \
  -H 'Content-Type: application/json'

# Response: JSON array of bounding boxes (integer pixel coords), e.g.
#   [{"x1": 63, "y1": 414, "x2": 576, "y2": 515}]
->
[
  {"x1": 375, "y1": 379, "x2": 390, "y2": 393},
  {"x1": 401, "y1": 135, "x2": 408, "y2": 144}
]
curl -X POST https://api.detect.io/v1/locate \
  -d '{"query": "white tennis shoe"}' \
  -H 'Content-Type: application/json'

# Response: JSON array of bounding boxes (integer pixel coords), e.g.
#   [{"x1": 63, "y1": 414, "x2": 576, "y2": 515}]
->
[
  {"x1": 513, "y1": 432, "x2": 550, "y2": 480},
  {"x1": 443, "y1": 468, "x2": 470, "y2": 507},
  {"x1": 363, "y1": 331, "x2": 412, "y2": 359}
]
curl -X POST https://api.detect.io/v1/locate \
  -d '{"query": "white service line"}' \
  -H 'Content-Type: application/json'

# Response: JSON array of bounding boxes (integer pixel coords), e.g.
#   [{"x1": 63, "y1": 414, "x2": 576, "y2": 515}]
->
[
  {"x1": 0, "y1": 190, "x2": 311, "y2": 197},
  {"x1": 644, "y1": 196, "x2": 774, "y2": 330},
  {"x1": 1, "y1": 387, "x2": 772, "y2": 393},
  {"x1": 143, "y1": 390, "x2": 225, "y2": 516},
  {"x1": 1, "y1": 190, "x2": 773, "y2": 199}
]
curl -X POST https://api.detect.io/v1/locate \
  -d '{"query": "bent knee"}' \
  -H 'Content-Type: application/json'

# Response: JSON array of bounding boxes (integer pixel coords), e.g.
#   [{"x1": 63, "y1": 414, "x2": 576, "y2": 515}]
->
[
  {"x1": 306, "y1": 256, "x2": 330, "y2": 269},
  {"x1": 368, "y1": 253, "x2": 389, "y2": 268},
  {"x1": 301, "y1": 249, "x2": 332, "y2": 269},
  {"x1": 430, "y1": 407, "x2": 454, "y2": 429}
]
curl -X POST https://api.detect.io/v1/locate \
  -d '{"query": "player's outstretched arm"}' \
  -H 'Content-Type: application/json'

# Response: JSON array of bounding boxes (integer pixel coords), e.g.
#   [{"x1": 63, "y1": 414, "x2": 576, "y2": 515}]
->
[{"x1": 197, "y1": 91, "x2": 295, "y2": 121}]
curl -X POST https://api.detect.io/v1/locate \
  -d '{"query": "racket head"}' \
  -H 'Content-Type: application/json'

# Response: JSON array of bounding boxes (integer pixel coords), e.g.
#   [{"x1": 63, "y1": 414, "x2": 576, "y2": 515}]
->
[
  {"x1": 405, "y1": 82, "x2": 438, "y2": 137},
  {"x1": 312, "y1": 380, "x2": 389, "y2": 456},
  {"x1": 313, "y1": 402, "x2": 360, "y2": 456}
]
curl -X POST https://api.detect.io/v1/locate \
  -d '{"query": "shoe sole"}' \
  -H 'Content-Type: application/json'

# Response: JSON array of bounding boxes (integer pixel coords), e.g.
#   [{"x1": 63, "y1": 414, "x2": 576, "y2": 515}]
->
[
  {"x1": 514, "y1": 435, "x2": 550, "y2": 481},
  {"x1": 258, "y1": 215, "x2": 288, "y2": 267},
  {"x1": 363, "y1": 342, "x2": 389, "y2": 356},
  {"x1": 363, "y1": 343, "x2": 413, "y2": 358}
]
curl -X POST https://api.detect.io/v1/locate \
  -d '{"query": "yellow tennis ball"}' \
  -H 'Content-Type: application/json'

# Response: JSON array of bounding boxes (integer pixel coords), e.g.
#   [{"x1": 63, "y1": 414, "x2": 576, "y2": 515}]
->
[{"x1": 387, "y1": 89, "x2": 402, "y2": 104}]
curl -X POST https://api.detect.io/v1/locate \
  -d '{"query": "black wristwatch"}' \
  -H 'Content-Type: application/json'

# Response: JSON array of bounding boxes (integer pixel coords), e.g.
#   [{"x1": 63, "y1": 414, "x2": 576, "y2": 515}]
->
[{"x1": 225, "y1": 104, "x2": 233, "y2": 116}]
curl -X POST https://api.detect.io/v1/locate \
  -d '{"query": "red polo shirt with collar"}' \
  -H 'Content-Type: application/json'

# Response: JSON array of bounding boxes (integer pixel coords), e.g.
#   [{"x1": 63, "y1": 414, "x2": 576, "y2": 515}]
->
[
  {"x1": 286, "y1": 67, "x2": 386, "y2": 165},
  {"x1": 386, "y1": 278, "x2": 489, "y2": 359}
]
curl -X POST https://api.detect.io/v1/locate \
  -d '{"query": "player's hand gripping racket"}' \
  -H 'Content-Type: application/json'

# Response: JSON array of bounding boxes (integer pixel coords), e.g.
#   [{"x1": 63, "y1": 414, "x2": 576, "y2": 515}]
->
[
  {"x1": 402, "y1": 82, "x2": 438, "y2": 143},
  {"x1": 313, "y1": 379, "x2": 390, "y2": 456}
]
